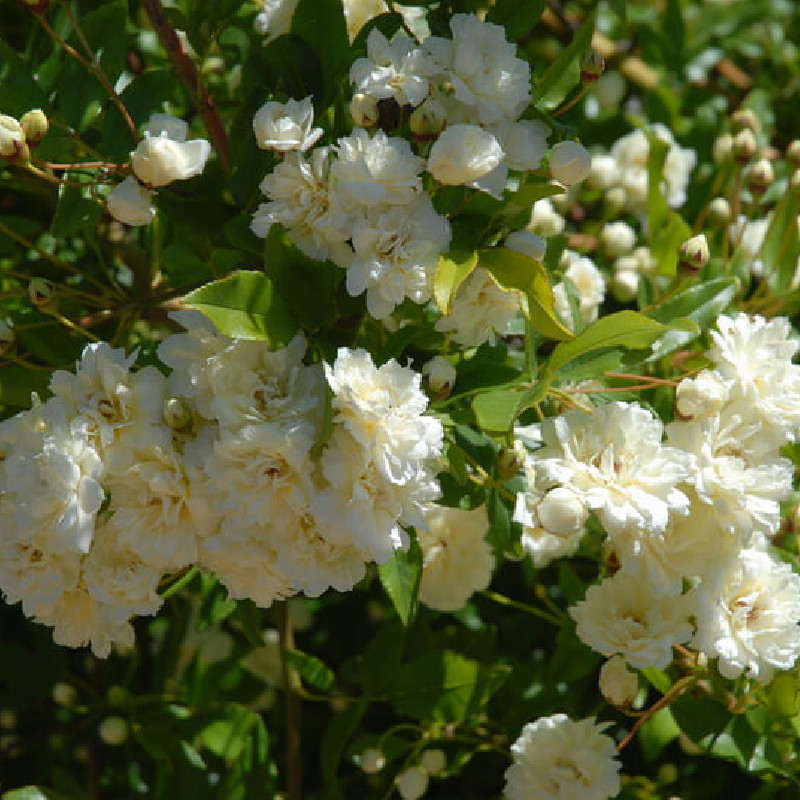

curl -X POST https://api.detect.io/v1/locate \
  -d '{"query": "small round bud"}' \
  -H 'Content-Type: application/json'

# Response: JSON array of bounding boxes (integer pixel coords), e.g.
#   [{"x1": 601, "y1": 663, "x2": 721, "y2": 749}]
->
[
  {"x1": 549, "y1": 141, "x2": 592, "y2": 185},
  {"x1": 604, "y1": 186, "x2": 626, "y2": 214},
  {"x1": 580, "y1": 48, "x2": 605, "y2": 83},
  {"x1": 732, "y1": 129, "x2": 757, "y2": 165},
  {"x1": 107, "y1": 686, "x2": 129, "y2": 707},
  {"x1": 20, "y1": 109, "x2": 49, "y2": 146},
  {"x1": 657, "y1": 763, "x2": 679, "y2": 785},
  {"x1": 409, "y1": 98, "x2": 446, "y2": 139},
  {"x1": 712, "y1": 133, "x2": 733, "y2": 165},
  {"x1": 28, "y1": 278, "x2": 58, "y2": 314},
  {"x1": 419, "y1": 749, "x2": 446, "y2": 777},
  {"x1": 678, "y1": 233, "x2": 710, "y2": 275},
  {"x1": 360, "y1": 746, "x2": 386, "y2": 774},
  {"x1": 747, "y1": 158, "x2": 774, "y2": 195},
  {"x1": 790, "y1": 169, "x2": 800, "y2": 197},
  {"x1": 0, "y1": 320, "x2": 16, "y2": 356},
  {"x1": 730, "y1": 108, "x2": 760, "y2": 135},
  {"x1": 98, "y1": 716, "x2": 128, "y2": 746},
  {"x1": 537, "y1": 487, "x2": 588, "y2": 535},
  {"x1": 706, "y1": 196, "x2": 731, "y2": 226},
  {"x1": 163, "y1": 396, "x2": 194, "y2": 434},
  {"x1": 396, "y1": 766, "x2": 429, "y2": 800},
  {"x1": 0, "y1": 710, "x2": 17, "y2": 730},
  {"x1": 599, "y1": 655, "x2": 638, "y2": 708},
  {"x1": 599, "y1": 220, "x2": 636, "y2": 258},
  {"x1": 496, "y1": 445, "x2": 521, "y2": 481},
  {"x1": 349, "y1": 93, "x2": 379, "y2": 128},
  {"x1": 0, "y1": 114, "x2": 25, "y2": 158},
  {"x1": 786, "y1": 140, "x2": 800, "y2": 168},
  {"x1": 422, "y1": 355, "x2": 456, "y2": 401},
  {"x1": 52, "y1": 682, "x2": 77, "y2": 708}
]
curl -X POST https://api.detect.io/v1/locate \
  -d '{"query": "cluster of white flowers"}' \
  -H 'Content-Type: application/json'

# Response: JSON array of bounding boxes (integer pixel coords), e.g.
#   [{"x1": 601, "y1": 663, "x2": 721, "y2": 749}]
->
[
  {"x1": 504, "y1": 714, "x2": 621, "y2": 800},
  {"x1": 107, "y1": 114, "x2": 211, "y2": 227},
  {"x1": 589, "y1": 123, "x2": 696, "y2": 217},
  {"x1": 513, "y1": 313, "x2": 800, "y2": 683},
  {"x1": 0, "y1": 312, "x2": 443, "y2": 656},
  {"x1": 250, "y1": 13, "x2": 594, "y2": 342}
]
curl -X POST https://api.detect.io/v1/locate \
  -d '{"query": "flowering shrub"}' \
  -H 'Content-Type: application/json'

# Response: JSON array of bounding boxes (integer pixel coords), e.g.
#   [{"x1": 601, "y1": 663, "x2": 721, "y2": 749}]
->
[{"x1": 2, "y1": 1, "x2": 800, "y2": 798}]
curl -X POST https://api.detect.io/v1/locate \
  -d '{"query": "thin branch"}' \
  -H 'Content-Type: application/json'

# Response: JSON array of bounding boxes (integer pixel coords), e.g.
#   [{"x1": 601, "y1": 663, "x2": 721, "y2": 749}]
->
[
  {"x1": 278, "y1": 601, "x2": 302, "y2": 800},
  {"x1": 140, "y1": 0, "x2": 231, "y2": 176}
]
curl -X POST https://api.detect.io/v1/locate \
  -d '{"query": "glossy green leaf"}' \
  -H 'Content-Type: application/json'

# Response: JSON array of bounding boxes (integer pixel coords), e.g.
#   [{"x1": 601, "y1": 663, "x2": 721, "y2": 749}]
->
[
  {"x1": 641, "y1": 666, "x2": 673, "y2": 694},
  {"x1": 50, "y1": 180, "x2": 102, "y2": 238},
  {"x1": 434, "y1": 250, "x2": 479, "y2": 315},
  {"x1": 321, "y1": 701, "x2": 367, "y2": 795},
  {"x1": 639, "y1": 707, "x2": 681, "y2": 762},
  {"x1": 648, "y1": 276, "x2": 739, "y2": 326},
  {"x1": 547, "y1": 311, "x2": 669, "y2": 375},
  {"x1": 182, "y1": 270, "x2": 298, "y2": 346},
  {"x1": 473, "y1": 386, "x2": 526, "y2": 432},
  {"x1": 480, "y1": 248, "x2": 574, "y2": 341},
  {"x1": 285, "y1": 649, "x2": 336, "y2": 691},
  {"x1": 532, "y1": 9, "x2": 597, "y2": 110},
  {"x1": 389, "y1": 650, "x2": 510, "y2": 723},
  {"x1": 378, "y1": 536, "x2": 423, "y2": 626},
  {"x1": 762, "y1": 193, "x2": 800, "y2": 293}
]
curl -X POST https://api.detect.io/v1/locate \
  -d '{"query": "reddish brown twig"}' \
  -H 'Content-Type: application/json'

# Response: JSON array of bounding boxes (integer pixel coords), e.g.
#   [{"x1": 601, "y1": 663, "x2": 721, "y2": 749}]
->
[{"x1": 140, "y1": 0, "x2": 231, "y2": 177}]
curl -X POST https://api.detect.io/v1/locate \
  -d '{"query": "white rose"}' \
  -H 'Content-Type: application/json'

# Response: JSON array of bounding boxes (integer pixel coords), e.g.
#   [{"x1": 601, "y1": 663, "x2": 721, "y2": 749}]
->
[
  {"x1": 549, "y1": 141, "x2": 592, "y2": 185},
  {"x1": 495, "y1": 119, "x2": 550, "y2": 171},
  {"x1": 131, "y1": 114, "x2": 211, "y2": 187},
  {"x1": 106, "y1": 176, "x2": 155, "y2": 227},
  {"x1": 253, "y1": 97, "x2": 323, "y2": 153},
  {"x1": 254, "y1": 0, "x2": 300, "y2": 42},
  {"x1": 427, "y1": 124, "x2": 505, "y2": 192}
]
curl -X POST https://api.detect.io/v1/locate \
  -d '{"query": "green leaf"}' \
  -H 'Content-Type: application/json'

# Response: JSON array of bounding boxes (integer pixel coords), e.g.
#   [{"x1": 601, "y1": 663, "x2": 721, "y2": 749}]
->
[
  {"x1": 480, "y1": 248, "x2": 574, "y2": 341},
  {"x1": 532, "y1": 9, "x2": 597, "y2": 110},
  {"x1": 647, "y1": 134, "x2": 692, "y2": 276},
  {"x1": 641, "y1": 666, "x2": 673, "y2": 694},
  {"x1": 434, "y1": 250, "x2": 479, "y2": 315},
  {"x1": 486, "y1": 488, "x2": 514, "y2": 556},
  {"x1": 547, "y1": 311, "x2": 669, "y2": 375},
  {"x1": 285, "y1": 649, "x2": 336, "y2": 692},
  {"x1": 486, "y1": 0, "x2": 546, "y2": 40},
  {"x1": 762, "y1": 193, "x2": 800, "y2": 293},
  {"x1": 648, "y1": 276, "x2": 739, "y2": 326},
  {"x1": 321, "y1": 701, "x2": 367, "y2": 796},
  {"x1": 0, "y1": 41, "x2": 51, "y2": 115},
  {"x1": 0, "y1": 366, "x2": 50, "y2": 408},
  {"x1": 199, "y1": 705, "x2": 263, "y2": 762},
  {"x1": 547, "y1": 621, "x2": 601, "y2": 682},
  {"x1": 378, "y1": 536, "x2": 423, "y2": 626},
  {"x1": 389, "y1": 650, "x2": 509, "y2": 723},
  {"x1": 639, "y1": 707, "x2": 681, "y2": 762},
  {"x1": 50, "y1": 180, "x2": 102, "y2": 237},
  {"x1": 234, "y1": 599, "x2": 263, "y2": 648},
  {"x1": 182, "y1": 271, "x2": 298, "y2": 346},
  {"x1": 473, "y1": 386, "x2": 526, "y2": 433}
]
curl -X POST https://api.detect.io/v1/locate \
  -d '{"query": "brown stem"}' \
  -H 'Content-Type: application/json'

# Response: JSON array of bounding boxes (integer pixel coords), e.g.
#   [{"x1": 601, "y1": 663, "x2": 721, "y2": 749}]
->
[
  {"x1": 140, "y1": 0, "x2": 231, "y2": 176},
  {"x1": 278, "y1": 601, "x2": 302, "y2": 800},
  {"x1": 36, "y1": 12, "x2": 138, "y2": 144}
]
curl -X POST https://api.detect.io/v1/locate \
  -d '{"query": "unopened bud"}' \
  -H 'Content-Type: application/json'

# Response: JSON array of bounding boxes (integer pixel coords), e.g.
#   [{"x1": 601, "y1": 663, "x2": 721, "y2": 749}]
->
[
  {"x1": 409, "y1": 98, "x2": 446, "y2": 139},
  {"x1": 107, "y1": 685, "x2": 129, "y2": 707},
  {"x1": 0, "y1": 320, "x2": 15, "y2": 356},
  {"x1": 20, "y1": 108, "x2": 48, "y2": 145},
  {"x1": 604, "y1": 185, "x2": 626, "y2": 213},
  {"x1": 732, "y1": 128, "x2": 757, "y2": 165},
  {"x1": 657, "y1": 763, "x2": 679, "y2": 785},
  {"x1": 787, "y1": 140, "x2": 800, "y2": 168},
  {"x1": 360, "y1": 746, "x2": 386, "y2": 774},
  {"x1": 549, "y1": 141, "x2": 592, "y2": 186},
  {"x1": 52, "y1": 682, "x2": 77, "y2": 708},
  {"x1": 580, "y1": 48, "x2": 605, "y2": 83},
  {"x1": 98, "y1": 716, "x2": 128, "y2": 746},
  {"x1": 599, "y1": 655, "x2": 638, "y2": 708},
  {"x1": 747, "y1": 158, "x2": 774, "y2": 195},
  {"x1": 0, "y1": 114, "x2": 25, "y2": 158},
  {"x1": 422, "y1": 355, "x2": 456, "y2": 400},
  {"x1": 496, "y1": 445, "x2": 521, "y2": 480},
  {"x1": 163, "y1": 396, "x2": 194, "y2": 434},
  {"x1": 707, "y1": 196, "x2": 731, "y2": 226},
  {"x1": 396, "y1": 766, "x2": 429, "y2": 800},
  {"x1": 537, "y1": 487, "x2": 588, "y2": 535},
  {"x1": 712, "y1": 133, "x2": 733, "y2": 165},
  {"x1": 678, "y1": 233, "x2": 710, "y2": 275},
  {"x1": 730, "y1": 108, "x2": 760, "y2": 135},
  {"x1": 28, "y1": 277, "x2": 57, "y2": 313},
  {"x1": 419, "y1": 748, "x2": 446, "y2": 776},
  {"x1": 349, "y1": 93, "x2": 379, "y2": 128},
  {"x1": 0, "y1": 710, "x2": 17, "y2": 730}
]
